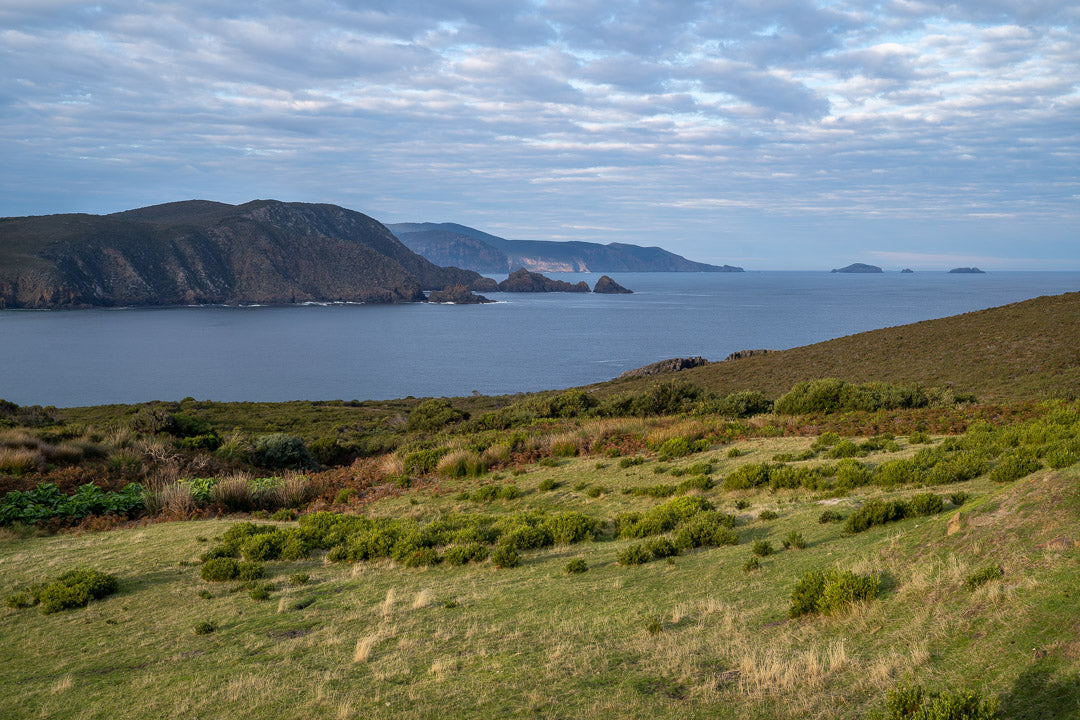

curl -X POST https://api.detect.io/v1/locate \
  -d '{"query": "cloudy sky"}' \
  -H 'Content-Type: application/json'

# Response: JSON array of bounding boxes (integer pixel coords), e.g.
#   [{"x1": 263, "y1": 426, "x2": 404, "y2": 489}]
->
[{"x1": 2, "y1": 1, "x2": 1078, "y2": 269}]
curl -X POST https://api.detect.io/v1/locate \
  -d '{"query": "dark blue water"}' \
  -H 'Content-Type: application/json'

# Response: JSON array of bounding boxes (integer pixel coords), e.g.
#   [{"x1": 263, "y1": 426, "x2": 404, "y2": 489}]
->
[{"x1": 1, "y1": 271, "x2": 1077, "y2": 407}]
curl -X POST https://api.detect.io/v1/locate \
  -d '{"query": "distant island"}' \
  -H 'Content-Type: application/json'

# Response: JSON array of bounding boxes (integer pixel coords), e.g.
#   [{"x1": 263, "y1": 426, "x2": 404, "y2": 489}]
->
[
  {"x1": 387, "y1": 222, "x2": 743, "y2": 274},
  {"x1": 901, "y1": 268, "x2": 914, "y2": 273},
  {"x1": 949, "y1": 267, "x2": 986, "y2": 274},
  {"x1": 831, "y1": 263, "x2": 883, "y2": 273}
]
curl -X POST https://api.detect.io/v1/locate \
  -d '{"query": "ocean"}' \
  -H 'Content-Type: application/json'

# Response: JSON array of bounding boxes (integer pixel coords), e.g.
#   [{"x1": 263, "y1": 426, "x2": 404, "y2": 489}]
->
[{"x1": 1, "y1": 271, "x2": 1077, "y2": 407}]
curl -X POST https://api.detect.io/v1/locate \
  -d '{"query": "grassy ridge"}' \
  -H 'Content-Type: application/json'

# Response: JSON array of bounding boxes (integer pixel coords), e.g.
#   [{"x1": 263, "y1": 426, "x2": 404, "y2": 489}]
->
[
  {"x1": 597, "y1": 291, "x2": 1080, "y2": 403},
  {"x1": 2, "y1": 430, "x2": 1079, "y2": 719}
]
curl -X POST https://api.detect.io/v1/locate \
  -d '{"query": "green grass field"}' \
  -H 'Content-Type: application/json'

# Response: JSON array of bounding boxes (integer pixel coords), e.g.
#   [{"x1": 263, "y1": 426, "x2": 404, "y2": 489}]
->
[{"x1": 3, "y1": 431, "x2": 1078, "y2": 719}]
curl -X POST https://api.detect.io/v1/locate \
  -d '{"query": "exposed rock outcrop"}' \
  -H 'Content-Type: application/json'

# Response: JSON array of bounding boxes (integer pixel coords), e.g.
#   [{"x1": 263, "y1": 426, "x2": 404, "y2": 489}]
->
[
  {"x1": 593, "y1": 275, "x2": 632, "y2": 294},
  {"x1": 497, "y1": 269, "x2": 589, "y2": 293},
  {"x1": 949, "y1": 267, "x2": 985, "y2": 274},
  {"x1": 427, "y1": 285, "x2": 492, "y2": 304},
  {"x1": 724, "y1": 349, "x2": 773, "y2": 361},
  {"x1": 616, "y1": 356, "x2": 710, "y2": 380}
]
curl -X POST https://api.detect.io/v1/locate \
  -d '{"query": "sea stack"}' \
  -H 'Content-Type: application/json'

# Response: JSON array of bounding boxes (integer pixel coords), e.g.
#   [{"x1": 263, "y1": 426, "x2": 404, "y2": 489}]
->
[{"x1": 593, "y1": 275, "x2": 632, "y2": 294}]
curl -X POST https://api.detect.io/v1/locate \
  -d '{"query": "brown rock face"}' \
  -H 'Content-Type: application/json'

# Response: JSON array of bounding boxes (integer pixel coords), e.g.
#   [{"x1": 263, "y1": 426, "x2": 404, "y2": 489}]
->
[
  {"x1": 497, "y1": 268, "x2": 590, "y2": 293},
  {"x1": 593, "y1": 275, "x2": 633, "y2": 294},
  {"x1": 427, "y1": 285, "x2": 492, "y2": 304}
]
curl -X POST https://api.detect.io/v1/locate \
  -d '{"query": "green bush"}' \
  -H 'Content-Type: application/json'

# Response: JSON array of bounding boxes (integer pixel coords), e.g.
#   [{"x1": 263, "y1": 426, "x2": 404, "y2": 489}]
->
[
  {"x1": 618, "y1": 456, "x2": 646, "y2": 468},
  {"x1": 743, "y1": 556, "x2": 761, "y2": 572},
  {"x1": 948, "y1": 492, "x2": 968, "y2": 506},
  {"x1": 444, "y1": 543, "x2": 489, "y2": 566},
  {"x1": 964, "y1": 565, "x2": 1003, "y2": 590},
  {"x1": 875, "y1": 459, "x2": 922, "y2": 486},
  {"x1": 618, "y1": 543, "x2": 653, "y2": 565},
  {"x1": 545, "y1": 512, "x2": 601, "y2": 544},
  {"x1": 251, "y1": 433, "x2": 313, "y2": 470},
  {"x1": 883, "y1": 681, "x2": 998, "y2": 720},
  {"x1": 36, "y1": 568, "x2": 119, "y2": 614},
  {"x1": 758, "y1": 510, "x2": 778, "y2": 521},
  {"x1": 631, "y1": 484, "x2": 677, "y2": 498},
  {"x1": 843, "y1": 498, "x2": 910, "y2": 533},
  {"x1": 407, "y1": 399, "x2": 467, "y2": 432},
  {"x1": 537, "y1": 478, "x2": 559, "y2": 492},
  {"x1": 714, "y1": 391, "x2": 773, "y2": 418},
  {"x1": 400, "y1": 547, "x2": 441, "y2": 568},
  {"x1": 242, "y1": 531, "x2": 285, "y2": 561},
  {"x1": 491, "y1": 544, "x2": 519, "y2": 568},
  {"x1": 643, "y1": 537, "x2": 679, "y2": 559},
  {"x1": 775, "y1": 379, "x2": 931, "y2": 415},
  {"x1": 585, "y1": 486, "x2": 603, "y2": 498},
  {"x1": 908, "y1": 493, "x2": 944, "y2": 516},
  {"x1": 833, "y1": 459, "x2": 872, "y2": 487},
  {"x1": 289, "y1": 573, "x2": 310, "y2": 586},
  {"x1": 673, "y1": 511, "x2": 738, "y2": 549},
  {"x1": 789, "y1": 569, "x2": 879, "y2": 617},
  {"x1": 818, "y1": 509, "x2": 843, "y2": 523},
  {"x1": 237, "y1": 561, "x2": 265, "y2": 581},
  {"x1": 194, "y1": 620, "x2": 218, "y2": 635},
  {"x1": 201, "y1": 557, "x2": 240, "y2": 582},
  {"x1": 722, "y1": 463, "x2": 770, "y2": 490},
  {"x1": 676, "y1": 475, "x2": 714, "y2": 492},
  {"x1": 782, "y1": 531, "x2": 807, "y2": 549},
  {"x1": 989, "y1": 453, "x2": 1041, "y2": 483},
  {"x1": 751, "y1": 540, "x2": 774, "y2": 556},
  {"x1": 565, "y1": 558, "x2": 588, "y2": 574}
]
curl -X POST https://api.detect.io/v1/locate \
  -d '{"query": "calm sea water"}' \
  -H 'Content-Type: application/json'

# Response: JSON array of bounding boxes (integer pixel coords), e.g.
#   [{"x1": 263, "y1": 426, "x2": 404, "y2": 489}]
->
[{"x1": 2, "y1": 271, "x2": 1077, "y2": 407}]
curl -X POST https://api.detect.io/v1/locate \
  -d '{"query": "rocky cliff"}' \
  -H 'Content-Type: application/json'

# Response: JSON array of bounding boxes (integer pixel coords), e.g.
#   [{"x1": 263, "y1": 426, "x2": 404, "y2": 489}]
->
[
  {"x1": 0, "y1": 200, "x2": 491, "y2": 308},
  {"x1": 497, "y1": 269, "x2": 590, "y2": 293}
]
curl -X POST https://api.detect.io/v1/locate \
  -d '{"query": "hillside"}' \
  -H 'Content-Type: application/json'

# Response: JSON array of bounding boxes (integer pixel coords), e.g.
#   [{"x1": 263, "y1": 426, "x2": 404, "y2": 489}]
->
[
  {"x1": 388, "y1": 222, "x2": 742, "y2": 273},
  {"x1": 0, "y1": 201, "x2": 491, "y2": 309},
  {"x1": 599, "y1": 291, "x2": 1080, "y2": 403}
]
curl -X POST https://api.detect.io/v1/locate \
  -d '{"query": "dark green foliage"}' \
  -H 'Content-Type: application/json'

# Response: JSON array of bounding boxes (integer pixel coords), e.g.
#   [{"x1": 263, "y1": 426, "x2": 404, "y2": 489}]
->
[
  {"x1": 289, "y1": 573, "x2": 310, "y2": 586},
  {"x1": 834, "y1": 459, "x2": 872, "y2": 488},
  {"x1": 743, "y1": 556, "x2": 760, "y2": 572},
  {"x1": 237, "y1": 561, "x2": 265, "y2": 581},
  {"x1": 818, "y1": 509, "x2": 843, "y2": 523},
  {"x1": 727, "y1": 447, "x2": 744, "y2": 458},
  {"x1": 545, "y1": 512, "x2": 601, "y2": 544},
  {"x1": 407, "y1": 399, "x2": 467, "y2": 432},
  {"x1": 789, "y1": 569, "x2": 879, "y2": 617},
  {"x1": 643, "y1": 537, "x2": 679, "y2": 559},
  {"x1": 676, "y1": 475, "x2": 714, "y2": 492},
  {"x1": 645, "y1": 617, "x2": 664, "y2": 635},
  {"x1": 631, "y1": 484, "x2": 677, "y2": 498},
  {"x1": 751, "y1": 539, "x2": 774, "y2": 556},
  {"x1": 537, "y1": 478, "x2": 559, "y2": 491},
  {"x1": 965, "y1": 565, "x2": 1003, "y2": 590},
  {"x1": 908, "y1": 493, "x2": 944, "y2": 516},
  {"x1": 948, "y1": 492, "x2": 968, "y2": 506},
  {"x1": 402, "y1": 447, "x2": 449, "y2": 475},
  {"x1": 989, "y1": 453, "x2": 1041, "y2": 483},
  {"x1": 875, "y1": 459, "x2": 922, "y2": 486},
  {"x1": 289, "y1": 597, "x2": 316, "y2": 610},
  {"x1": 775, "y1": 379, "x2": 932, "y2": 415},
  {"x1": 826, "y1": 440, "x2": 861, "y2": 458},
  {"x1": 585, "y1": 486, "x2": 603, "y2": 498},
  {"x1": 673, "y1": 511, "x2": 738, "y2": 549},
  {"x1": 309, "y1": 436, "x2": 350, "y2": 466},
  {"x1": 714, "y1": 391, "x2": 773, "y2": 418},
  {"x1": 565, "y1": 558, "x2": 588, "y2": 574},
  {"x1": 194, "y1": 620, "x2": 218, "y2": 635},
  {"x1": 722, "y1": 463, "x2": 771, "y2": 490},
  {"x1": 618, "y1": 456, "x2": 646, "y2": 468},
  {"x1": 0, "y1": 482, "x2": 144, "y2": 526},
  {"x1": 656, "y1": 437, "x2": 710, "y2": 461},
  {"x1": 401, "y1": 547, "x2": 441, "y2": 568},
  {"x1": 538, "y1": 457, "x2": 561, "y2": 467},
  {"x1": 444, "y1": 543, "x2": 490, "y2": 566},
  {"x1": 251, "y1": 433, "x2": 313, "y2": 470},
  {"x1": 734, "y1": 499, "x2": 750, "y2": 510},
  {"x1": 615, "y1": 496, "x2": 713, "y2": 539},
  {"x1": 782, "y1": 531, "x2": 807, "y2": 549},
  {"x1": 242, "y1": 532, "x2": 285, "y2": 561},
  {"x1": 883, "y1": 681, "x2": 999, "y2": 720},
  {"x1": 499, "y1": 485, "x2": 521, "y2": 500},
  {"x1": 843, "y1": 498, "x2": 912, "y2": 533},
  {"x1": 491, "y1": 544, "x2": 519, "y2": 568},
  {"x1": 197, "y1": 589, "x2": 213, "y2": 599},
  {"x1": 36, "y1": 568, "x2": 119, "y2": 614},
  {"x1": 470, "y1": 485, "x2": 500, "y2": 503},
  {"x1": 7, "y1": 591, "x2": 36, "y2": 609},
  {"x1": 758, "y1": 510, "x2": 778, "y2": 521},
  {"x1": 618, "y1": 543, "x2": 653, "y2": 565},
  {"x1": 201, "y1": 557, "x2": 240, "y2": 582}
]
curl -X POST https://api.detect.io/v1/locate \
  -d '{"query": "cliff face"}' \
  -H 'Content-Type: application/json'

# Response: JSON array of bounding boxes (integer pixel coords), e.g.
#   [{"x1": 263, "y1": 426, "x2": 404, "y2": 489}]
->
[
  {"x1": 0, "y1": 201, "x2": 490, "y2": 308},
  {"x1": 497, "y1": 269, "x2": 590, "y2": 292}
]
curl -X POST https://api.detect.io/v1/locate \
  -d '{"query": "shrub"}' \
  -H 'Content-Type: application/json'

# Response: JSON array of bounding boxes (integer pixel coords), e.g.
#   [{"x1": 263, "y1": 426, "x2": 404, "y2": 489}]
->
[
  {"x1": 989, "y1": 453, "x2": 1041, "y2": 483},
  {"x1": 632, "y1": 484, "x2": 677, "y2": 498},
  {"x1": 289, "y1": 573, "x2": 310, "y2": 586},
  {"x1": 194, "y1": 620, "x2": 218, "y2": 635},
  {"x1": 734, "y1": 499, "x2": 750, "y2": 510},
  {"x1": 619, "y1": 456, "x2": 646, "y2": 468},
  {"x1": 907, "y1": 431, "x2": 932, "y2": 445},
  {"x1": 471, "y1": 485, "x2": 500, "y2": 503},
  {"x1": 538, "y1": 457, "x2": 561, "y2": 468},
  {"x1": 715, "y1": 391, "x2": 773, "y2": 418},
  {"x1": 565, "y1": 558, "x2": 588, "y2": 574},
  {"x1": 643, "y1": 537, "x2": 679, "y2": 560},
  {"x1": 618, "y1": 543, "x2": 653, "y2": 566},
  {"x1": 743, "y1": 557, "x2": 760, "y2": 572},
  {"x1": 782, "y1": 531, "x2": 807, "y2": 549},
  {"x1": 843, "y1": 498, "x2": 910, "y2": 533},
  {"x1": 407, "y1": 399, "x2": 466, "y2": 432},
  {"x1": 444, "y1": 543, "x2": 489, "y2": 566},
  {"x1": 818, "y1": 509, "x2": 843, "y2": 524},
  {"x1": 491, "y1": 544, "x2": 519, "y2": 568},
  {"x1": 242, "y1": 531, "x2": 285, "y2": 561},
  {"x1": 201, "y1": 557, "x2": 240, "y2": 582},
  {"x1": 674, "y1": 511, "x2": 738, "y2": 549},
  {"x1": 751, "y1": 540, "x2": 774, "y2": 557},
  {"x1": 727, "y1": 447, "x2": 743, "y2": 458},
  {"x1": 237, "y1": 561, "x2": 265, "y2": 581},
  {"x1": 758, "y1": 510, "x2": 778, "y2": 521},
  {"x1": 908, "y1": 493, "x2": 944, "y2": 516},
  {"x1": 537, "y1": 478, "x2": 559, "y2": 492},
  {"x1": 498, "y1": 484, "x2": 520, "y2": 500},
  {"x1": 722, "y1": 463, "x2": 770, "y2": 490},
  {"x1": 948, "y1": 492, "x2": 968, "y2": 506},
  {"x1": 677, "y1": 475, "x2": 714, "y2": 492},
  {"x1": 545, "y1": 512, "x2": 601, "y2": 544},
  {"x1": 834, "y1": 459, "x2": 872, "y2": 487},
  {"x1": 964, "y1": 565, "x2": 1003, "y2": 590},
  {"x1": 400, "y1": 547, "x2": 441, "y2": 568},
  {"x1": 789, "y1": 569, "x2": 879, "y2": 617},
  {"x1": 883, "y1": 681, "x2": 998, "y2": 720},
  {"x1": 37, "y1": 568, "x2": 119, "y2": 614},
  {"x1": 826, "y1": 440, "x2": 861, "y2": 459},
  {"x1": 586, "y1": 486, "x2": 603, "y2": 498},
  {"x1": 252, "y1": 433, "x2": 313, "y2": 470},
  {"x1": 875, "y1": 459, "x2": 921, "y2": 486}
]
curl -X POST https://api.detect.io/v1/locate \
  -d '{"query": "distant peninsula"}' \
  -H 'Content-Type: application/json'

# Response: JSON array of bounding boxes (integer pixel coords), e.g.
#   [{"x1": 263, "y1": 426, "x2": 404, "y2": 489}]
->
[
  {"x1": 0, "y1": 200, "x2": 497, "y2": 309},
  {"x1": 497, "y1": 269, "x2": 589, "y2": 293},
  {"x1": 387, "y1": 222, "x2": 743, "y2": 274},
  {"x1": 949, "y1": 267, "x2": 986, "y2": 274},
  {"x1": 831, "y1": 263, "x2": 883, "y2": 273}
]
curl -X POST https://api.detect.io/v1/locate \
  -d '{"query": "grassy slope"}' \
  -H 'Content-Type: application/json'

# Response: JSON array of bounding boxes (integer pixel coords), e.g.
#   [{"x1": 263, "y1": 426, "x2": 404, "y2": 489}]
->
[
  {"x1": 596, "y1": 290, "x2": 1080, "y2": 403},
  {"x1": 2, "y1": 439, "x2": 1078, "y2": 719}
]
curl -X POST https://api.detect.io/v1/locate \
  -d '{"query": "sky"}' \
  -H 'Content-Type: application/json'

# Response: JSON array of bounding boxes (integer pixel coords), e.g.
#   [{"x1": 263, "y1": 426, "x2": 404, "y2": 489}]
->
[{"x1": 1, "y1": 1, "x2": 1078, "y2": 270}]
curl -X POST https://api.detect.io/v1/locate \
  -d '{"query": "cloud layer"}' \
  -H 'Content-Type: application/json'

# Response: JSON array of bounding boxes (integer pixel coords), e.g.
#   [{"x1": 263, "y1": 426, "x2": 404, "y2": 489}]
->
[{"x1": 2, "y1": 0, "x2": 1078, "y2": 268}]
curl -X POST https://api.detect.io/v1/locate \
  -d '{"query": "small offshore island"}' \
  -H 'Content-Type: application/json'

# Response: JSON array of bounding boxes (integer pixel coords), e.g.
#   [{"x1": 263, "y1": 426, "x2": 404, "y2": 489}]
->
[{"x1": 831, "y1": 262, "x2": 883, "y2": 273}]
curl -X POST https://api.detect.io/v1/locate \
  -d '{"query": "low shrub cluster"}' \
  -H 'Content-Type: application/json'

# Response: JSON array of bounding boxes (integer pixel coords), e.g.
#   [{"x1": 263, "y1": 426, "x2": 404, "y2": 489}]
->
[
  {"x1": 964, "y1": 565, "x2": 1003, "y2": 590},
  {"x1": 774, "y1": 379, "x2": 946, "y2": 415},
  {"x1": 789, "y1": 569, "x2": 879, "y2": 617},
  {"x1": 843, "y1": 493, "x2": 945, "y2": 533},
  {"x1": 883, "y1": 681, "x2": 998, "y2": 720},
  {"x1": 614, "y1": 496, "x2": 718, "y2": 539},
  {"x1": 6, "y1": 568, "x2": 119, "y2": 614},
  {"x1": 0, "y1": 482, "x2": 144, "y2": 525},
  {"x1": 617, "y1": 505, "x2": 738, "y2": 566}
]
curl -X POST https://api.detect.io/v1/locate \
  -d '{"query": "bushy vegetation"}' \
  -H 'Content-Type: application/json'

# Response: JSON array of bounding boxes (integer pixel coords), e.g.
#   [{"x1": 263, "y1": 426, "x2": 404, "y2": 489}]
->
[
  {"x1": 789, "y1": 569, "x2": 880, "y2": 617},
  {"x1": 964, "y1": 565, "x2": 1003, "y2": 590},
  {"x1": 6, "y1": 568, "x2": 119, "y2": 614},
  {"x1": 883, "y1": 681, "x2": 999, "y2": 720},
  {"x1": 251, "y1": 433, "x2": 313, "y2": 469},
  {"x1": 774, "y1": 379, "x2": 948, "y2": 415},
  {"x1": 0, "y1": 482, "x2": 144, "y2": 525}
]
